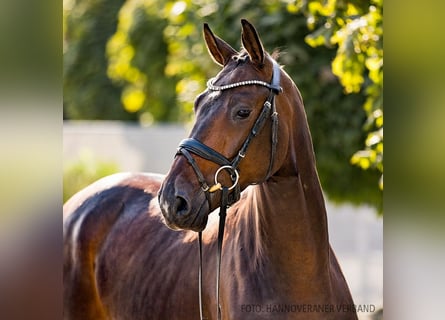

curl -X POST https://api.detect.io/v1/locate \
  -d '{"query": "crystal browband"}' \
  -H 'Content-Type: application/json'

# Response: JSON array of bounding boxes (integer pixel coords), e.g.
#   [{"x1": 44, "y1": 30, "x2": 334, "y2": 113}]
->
[{"x1": 207, "y1": 78, "x2": 282, "y2": 93}]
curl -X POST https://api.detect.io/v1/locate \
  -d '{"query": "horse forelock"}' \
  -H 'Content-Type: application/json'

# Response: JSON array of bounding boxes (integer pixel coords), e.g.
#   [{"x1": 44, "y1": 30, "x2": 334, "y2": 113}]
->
[
  {"x1": 232, "y1": 50, "x2": 249, "y2": 63},
  {"x1": 211, "y1": 51, "x2": 279, "y2": 90},
  {"x1": 233, "y1": 48, "x2": 281, "y2": 64}
]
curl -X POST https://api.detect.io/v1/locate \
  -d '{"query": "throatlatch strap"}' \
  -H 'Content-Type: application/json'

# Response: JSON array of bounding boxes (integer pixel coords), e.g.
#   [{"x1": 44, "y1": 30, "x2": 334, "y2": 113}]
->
[{"x1": 267, "y1": 95, "x2": 278, "y2": 179}]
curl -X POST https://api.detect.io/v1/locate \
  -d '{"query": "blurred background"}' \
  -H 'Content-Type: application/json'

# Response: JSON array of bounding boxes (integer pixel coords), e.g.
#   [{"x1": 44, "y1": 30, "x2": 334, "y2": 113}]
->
[
  {"x1": 63, "y1": 0, "x2": 383, "y2": 208},
  {"x1": 7, "y1": 0, "x2": 445, "y2": 319},
  {"x1": 63, "y1": 0, "x2": 383, "y2": 318}
]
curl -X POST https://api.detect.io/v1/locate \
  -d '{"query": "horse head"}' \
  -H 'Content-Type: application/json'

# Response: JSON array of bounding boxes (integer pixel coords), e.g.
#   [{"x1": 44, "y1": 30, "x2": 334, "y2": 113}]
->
[{"x1": 159, "y1": 19, "x2": 294, "y2": 231}]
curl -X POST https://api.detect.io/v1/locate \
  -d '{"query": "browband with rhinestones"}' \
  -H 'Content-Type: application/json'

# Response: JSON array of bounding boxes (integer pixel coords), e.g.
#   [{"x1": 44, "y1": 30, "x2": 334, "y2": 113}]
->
[{"x1": 207, "y1": 78, "x2": 277, "y2": 91}]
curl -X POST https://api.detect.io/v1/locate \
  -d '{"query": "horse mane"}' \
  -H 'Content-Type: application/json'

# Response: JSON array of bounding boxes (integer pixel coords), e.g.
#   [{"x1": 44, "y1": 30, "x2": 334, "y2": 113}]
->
[
  {"x1": 231, "y1": 187, "x2": 269, "y2": 274},
  {"x1": 248, "y1": 187, "x2": 269, "y2": 273}
]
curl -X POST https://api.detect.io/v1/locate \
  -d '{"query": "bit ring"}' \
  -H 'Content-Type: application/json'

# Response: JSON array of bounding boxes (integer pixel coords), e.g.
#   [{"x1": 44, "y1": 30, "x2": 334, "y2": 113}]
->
[{"x1": 213, "y1": 165, "x2": 239, "y2": 191}]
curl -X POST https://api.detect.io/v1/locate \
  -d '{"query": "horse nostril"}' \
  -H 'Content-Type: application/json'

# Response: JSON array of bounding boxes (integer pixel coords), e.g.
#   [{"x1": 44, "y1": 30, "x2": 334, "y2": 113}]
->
[{"x1": 175, "y1": 196, "x2": 190, "y2": 216}]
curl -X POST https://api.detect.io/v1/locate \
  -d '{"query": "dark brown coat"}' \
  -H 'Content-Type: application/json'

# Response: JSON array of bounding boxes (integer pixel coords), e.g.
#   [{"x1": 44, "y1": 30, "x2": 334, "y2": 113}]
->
[{"x1": 64, "y1": 20, "x2": 357, "y2": 320}]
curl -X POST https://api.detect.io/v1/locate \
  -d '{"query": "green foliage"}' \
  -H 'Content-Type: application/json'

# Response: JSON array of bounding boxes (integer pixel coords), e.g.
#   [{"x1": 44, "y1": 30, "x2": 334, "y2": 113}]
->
[
  {"x1": 295, "y1": 0, "x2": 383, "y2": 192},
  {"x1": 63, "y1": 0, "x2": 382, "y2": 210},
  {"x1": 63, "y1": 151, "x2": 120, "y2": 202},
  {"x1": 64, "y1": 0, "x2": 135, "y2": 120},
  {"x1": 106, "y1": 0, "x2": 180, "y2": 122}
]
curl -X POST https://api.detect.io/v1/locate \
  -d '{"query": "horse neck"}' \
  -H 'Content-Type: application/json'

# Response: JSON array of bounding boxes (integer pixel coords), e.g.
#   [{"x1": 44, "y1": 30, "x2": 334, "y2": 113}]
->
[{"x1": 237, "y1": 81, "x2": 330, "y2": 277}]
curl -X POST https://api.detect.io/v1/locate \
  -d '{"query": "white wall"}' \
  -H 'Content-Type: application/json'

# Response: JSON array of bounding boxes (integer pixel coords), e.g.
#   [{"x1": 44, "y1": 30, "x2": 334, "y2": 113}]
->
[
  {"x1": 63, "y1": 121, "x2": 189, "y2": 174},
  {"x1": 63, "y1": 121, "x2": 382, "y2": 318}
]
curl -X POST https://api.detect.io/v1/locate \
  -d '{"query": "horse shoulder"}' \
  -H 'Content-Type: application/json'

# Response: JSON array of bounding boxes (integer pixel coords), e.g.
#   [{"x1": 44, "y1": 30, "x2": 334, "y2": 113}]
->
[{"x1": 63, "y1": 172, "x2": 163, "y2": 320}]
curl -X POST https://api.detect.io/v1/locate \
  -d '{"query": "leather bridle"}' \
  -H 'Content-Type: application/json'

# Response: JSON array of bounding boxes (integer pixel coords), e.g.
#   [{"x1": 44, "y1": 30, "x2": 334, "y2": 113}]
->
[{"x1": 175, "y1": 60, "x2": 282, "y2": 320}]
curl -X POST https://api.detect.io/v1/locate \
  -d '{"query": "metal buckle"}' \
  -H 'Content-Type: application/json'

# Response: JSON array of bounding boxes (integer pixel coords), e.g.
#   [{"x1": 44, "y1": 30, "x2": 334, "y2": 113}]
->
[{"x1": 209, "y1": 165, "x2": 239, "y2": 192}]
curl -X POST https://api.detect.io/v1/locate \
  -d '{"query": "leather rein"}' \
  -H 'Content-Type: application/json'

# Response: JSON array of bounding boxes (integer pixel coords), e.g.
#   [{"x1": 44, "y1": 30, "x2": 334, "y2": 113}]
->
[{"x1": 176, "y1": 60, "x2": 282, "y2": 320}]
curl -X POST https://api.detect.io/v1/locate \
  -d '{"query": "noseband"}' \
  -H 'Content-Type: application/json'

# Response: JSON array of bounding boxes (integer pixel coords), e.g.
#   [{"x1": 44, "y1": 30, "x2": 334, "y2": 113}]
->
[{"x1": 175, "y1": 60, "x2": 282, "y2": 320}]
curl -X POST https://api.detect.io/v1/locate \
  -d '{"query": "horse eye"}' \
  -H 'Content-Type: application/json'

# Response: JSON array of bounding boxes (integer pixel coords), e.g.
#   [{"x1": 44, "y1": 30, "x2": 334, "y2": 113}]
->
[{"x1": 236, "y1": 109, "x2": 251, "y2": 119}]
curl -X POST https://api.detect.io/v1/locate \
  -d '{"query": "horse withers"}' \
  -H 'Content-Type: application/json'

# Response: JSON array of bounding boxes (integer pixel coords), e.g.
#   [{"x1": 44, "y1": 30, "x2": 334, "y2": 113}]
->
[{"x1": 64, "y1": 20, "x2": 357, "y2": 320}]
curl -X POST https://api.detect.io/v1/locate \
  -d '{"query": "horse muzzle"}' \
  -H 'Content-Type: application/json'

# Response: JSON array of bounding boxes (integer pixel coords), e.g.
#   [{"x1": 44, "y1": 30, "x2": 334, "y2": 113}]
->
[{"x1": 158, "y1": 178, "x2": 209, "y2": 232}]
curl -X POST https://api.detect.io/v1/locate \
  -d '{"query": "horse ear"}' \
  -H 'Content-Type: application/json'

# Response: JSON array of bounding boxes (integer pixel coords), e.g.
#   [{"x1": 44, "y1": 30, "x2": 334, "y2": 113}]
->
[
  {"x1": 240, "y1": 19, "x2": 265, "y2": 65},
  {"x1": 203, "y1": 23, "x2": 237, "y2": 66}
]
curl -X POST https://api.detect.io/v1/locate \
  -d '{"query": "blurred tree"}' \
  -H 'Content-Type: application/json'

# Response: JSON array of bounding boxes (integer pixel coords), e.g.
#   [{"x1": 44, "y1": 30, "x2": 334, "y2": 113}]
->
[
  {"x1": 63, "y1": 0, "x2": 382, "y2": 210},
  {"x1": 294, "y1": 0, "x2": 383, "y2": 192},
  {"x1": 107, "y1": 0, "x2": 180, "y2": 123},
  {"x1": 64, "y1": 0, "x2": 135, "y2": 120}
]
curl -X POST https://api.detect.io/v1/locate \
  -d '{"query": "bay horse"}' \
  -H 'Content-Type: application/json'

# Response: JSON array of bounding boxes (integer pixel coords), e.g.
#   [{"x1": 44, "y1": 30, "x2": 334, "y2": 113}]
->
[{"x1": 64, "y1": 20, "x2": 357, "y2": 320}]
